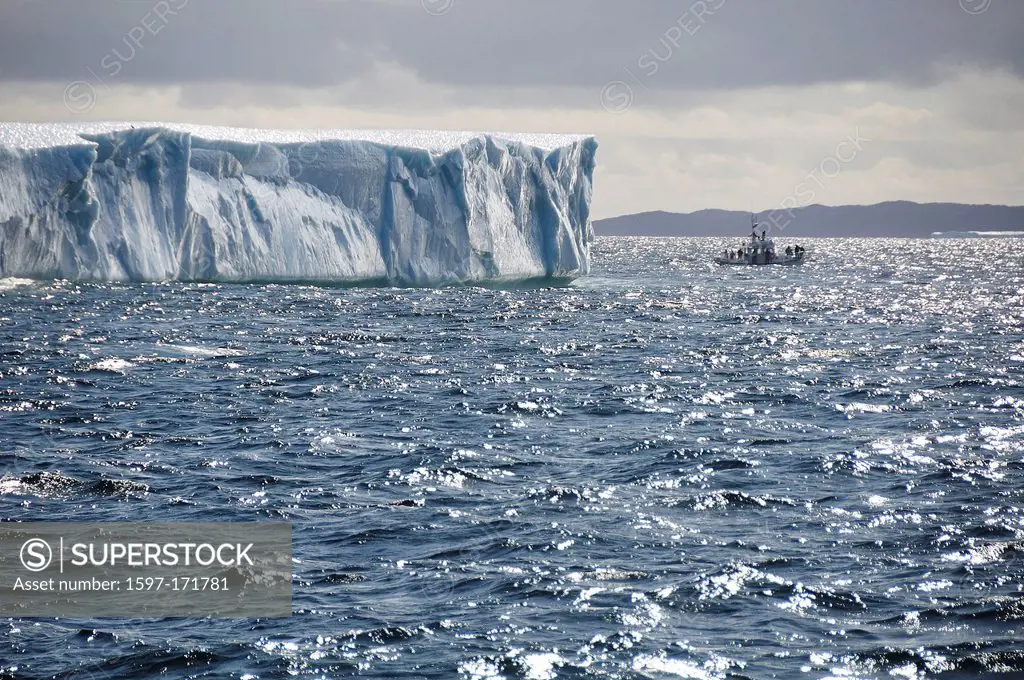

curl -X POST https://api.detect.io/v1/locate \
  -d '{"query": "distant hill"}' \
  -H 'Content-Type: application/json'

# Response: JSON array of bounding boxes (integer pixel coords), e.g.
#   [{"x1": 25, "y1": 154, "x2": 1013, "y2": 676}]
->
[{"x1": 593, "y1": 202, "x2": 1024, "y2": 238}]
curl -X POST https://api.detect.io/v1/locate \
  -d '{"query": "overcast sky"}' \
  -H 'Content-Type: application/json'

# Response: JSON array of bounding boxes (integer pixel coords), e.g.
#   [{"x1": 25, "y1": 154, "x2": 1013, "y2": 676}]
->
[{"x1": 1, "y1": 0, "x2": 1020, "y2": 218}]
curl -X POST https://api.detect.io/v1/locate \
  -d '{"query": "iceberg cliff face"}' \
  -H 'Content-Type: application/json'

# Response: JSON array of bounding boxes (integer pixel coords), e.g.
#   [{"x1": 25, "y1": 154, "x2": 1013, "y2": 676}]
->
[{"x1": 0, "y1": 123, "x2": 597, "y2": 285}]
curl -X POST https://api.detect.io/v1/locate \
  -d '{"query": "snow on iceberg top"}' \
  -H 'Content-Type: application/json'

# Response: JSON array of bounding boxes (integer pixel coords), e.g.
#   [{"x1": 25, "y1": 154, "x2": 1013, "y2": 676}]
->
[{"x1": 0, "y1": 121, "x2": 592, "y2": 152}]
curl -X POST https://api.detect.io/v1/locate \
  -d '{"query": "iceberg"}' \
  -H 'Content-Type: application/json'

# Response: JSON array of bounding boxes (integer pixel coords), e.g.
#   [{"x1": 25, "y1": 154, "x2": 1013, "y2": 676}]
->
[
  {"x1": 929, "y1": 231, "x2": 1024, "y2": 238},
  {"x1": 0, "y1": 123, "x2": 597, "y2": 285}
]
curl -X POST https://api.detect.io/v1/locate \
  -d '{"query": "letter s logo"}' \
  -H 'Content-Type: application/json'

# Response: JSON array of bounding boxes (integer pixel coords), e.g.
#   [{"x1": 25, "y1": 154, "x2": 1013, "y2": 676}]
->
[
  {"x1": 20, "y1": 539, "x2": 53, "y2": 572},
  {"x1": 63, "y1": 81, "x2": 96, "y2": 115}
]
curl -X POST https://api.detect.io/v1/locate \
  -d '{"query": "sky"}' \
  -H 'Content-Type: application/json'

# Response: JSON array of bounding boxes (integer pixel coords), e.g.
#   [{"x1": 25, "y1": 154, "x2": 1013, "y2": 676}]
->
[{"x1": 0, "y1": 0, "x2": 1021, "y2": 219}]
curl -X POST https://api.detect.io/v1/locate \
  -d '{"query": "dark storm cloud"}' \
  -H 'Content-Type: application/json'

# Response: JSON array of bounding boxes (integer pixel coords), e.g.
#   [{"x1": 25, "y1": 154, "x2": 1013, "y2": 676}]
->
[{"x1": 0, "y1": 0, "x2": 1021, "y2": 95}]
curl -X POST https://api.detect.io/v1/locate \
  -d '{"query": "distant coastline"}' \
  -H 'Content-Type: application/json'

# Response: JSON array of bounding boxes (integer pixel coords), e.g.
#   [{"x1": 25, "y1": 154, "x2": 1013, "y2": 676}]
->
[{"x1": 594, "y1": 201, "x2": 1024, "y2": 238}]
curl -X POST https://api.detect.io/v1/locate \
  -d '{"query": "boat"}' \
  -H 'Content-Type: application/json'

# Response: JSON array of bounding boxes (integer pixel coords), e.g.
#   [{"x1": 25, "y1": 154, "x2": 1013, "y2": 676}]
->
[{"x1": 715, "y1": 214, "x2": 806, "y2": 266}]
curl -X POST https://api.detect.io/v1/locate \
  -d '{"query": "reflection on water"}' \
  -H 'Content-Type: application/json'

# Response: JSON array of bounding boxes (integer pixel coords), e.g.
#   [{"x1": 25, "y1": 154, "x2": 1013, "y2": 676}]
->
[{"x1": 1, "y1": 237, "x2": 1022, "y2": 678}]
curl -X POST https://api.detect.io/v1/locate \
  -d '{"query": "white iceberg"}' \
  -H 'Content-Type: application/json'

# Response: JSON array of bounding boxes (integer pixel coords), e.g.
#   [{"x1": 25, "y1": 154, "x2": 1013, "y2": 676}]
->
[
  {"x1": 0, "y1": 123, "x2": 596, "y2": 285},
  {"x1": 929, "y1": 230, "x2": 1024, "y2": 238}
]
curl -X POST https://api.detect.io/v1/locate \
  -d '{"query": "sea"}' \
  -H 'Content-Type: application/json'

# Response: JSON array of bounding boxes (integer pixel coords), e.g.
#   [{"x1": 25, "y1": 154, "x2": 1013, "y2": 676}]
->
[{"x1": 1, "y1": 237, "x2": 1022, "y2": 679}]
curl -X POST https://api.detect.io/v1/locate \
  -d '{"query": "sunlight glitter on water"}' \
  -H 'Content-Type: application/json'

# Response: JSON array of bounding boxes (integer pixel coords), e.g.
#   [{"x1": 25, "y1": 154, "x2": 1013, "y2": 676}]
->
[{"x1": 0, "y1": 237, "x2": 1022, "y2": 678}]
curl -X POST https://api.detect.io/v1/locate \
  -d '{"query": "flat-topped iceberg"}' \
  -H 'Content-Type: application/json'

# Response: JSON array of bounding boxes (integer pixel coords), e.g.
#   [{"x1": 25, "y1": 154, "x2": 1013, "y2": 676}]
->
[
  {"x1": 930, "y1": 230, "x2": 1024, "y2": 238},
  {"x1": 0, "y1": 123, "x2": 596, "y2": 285}
]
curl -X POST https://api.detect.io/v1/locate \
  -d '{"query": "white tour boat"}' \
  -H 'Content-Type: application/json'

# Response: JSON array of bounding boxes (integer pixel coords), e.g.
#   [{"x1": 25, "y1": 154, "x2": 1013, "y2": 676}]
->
[{"x1": 715, "y1": 215, "x2": 807, "y2": 266}]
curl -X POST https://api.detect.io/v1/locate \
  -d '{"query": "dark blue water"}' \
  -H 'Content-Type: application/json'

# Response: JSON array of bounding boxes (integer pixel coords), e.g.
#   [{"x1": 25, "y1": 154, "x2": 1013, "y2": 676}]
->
[{"x1": 2, "y1": 237, "x2": 1023, "y2": 679}]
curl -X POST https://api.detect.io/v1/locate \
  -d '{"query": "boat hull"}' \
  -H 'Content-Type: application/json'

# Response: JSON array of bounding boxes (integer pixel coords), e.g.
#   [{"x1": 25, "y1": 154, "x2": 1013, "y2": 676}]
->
[{"x1": 715, "y1": 255, "x2": 806, "y2": 266}]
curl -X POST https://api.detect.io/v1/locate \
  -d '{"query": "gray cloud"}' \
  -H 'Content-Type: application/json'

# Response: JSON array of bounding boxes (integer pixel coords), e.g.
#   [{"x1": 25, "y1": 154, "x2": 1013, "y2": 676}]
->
[{"x1": 1, "y1": 0, "x2": 1021, "y2": 101}]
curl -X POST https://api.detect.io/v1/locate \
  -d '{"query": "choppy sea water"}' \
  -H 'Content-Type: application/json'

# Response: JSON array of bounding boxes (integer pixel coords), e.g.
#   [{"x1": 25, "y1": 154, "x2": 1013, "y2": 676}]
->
[{"x1": 1, "y1": 237, "x2": 1023, "y2": 680}]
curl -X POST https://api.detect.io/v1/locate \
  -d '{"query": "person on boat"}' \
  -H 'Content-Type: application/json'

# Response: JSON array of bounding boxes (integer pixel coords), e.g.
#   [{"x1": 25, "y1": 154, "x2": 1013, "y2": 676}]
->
[{"x1": 785, "y1": 245, "x2": 793, "y2": 257}]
